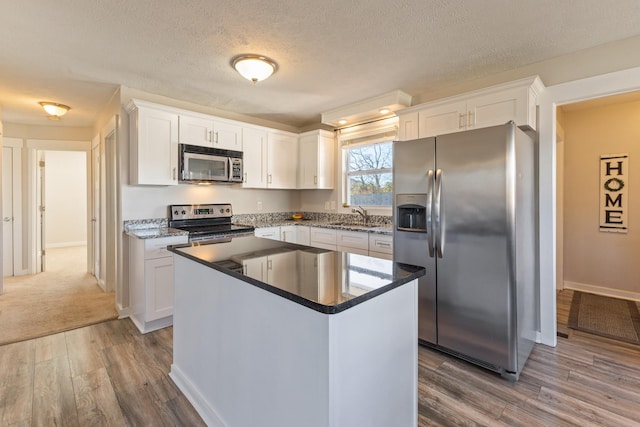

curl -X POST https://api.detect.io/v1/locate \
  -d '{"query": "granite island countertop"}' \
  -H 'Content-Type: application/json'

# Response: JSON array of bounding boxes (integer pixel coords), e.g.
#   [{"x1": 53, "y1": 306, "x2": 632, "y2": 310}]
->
[{"x1": 168, "y1": 234, "x2": 423, "y2": 314}]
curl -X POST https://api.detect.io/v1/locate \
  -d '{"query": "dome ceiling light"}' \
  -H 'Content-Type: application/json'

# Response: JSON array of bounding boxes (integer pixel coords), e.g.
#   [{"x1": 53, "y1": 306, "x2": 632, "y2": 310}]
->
[
  {"x1": 39, "y1": 102, "x2": 70, "y2": 120},
  {"x1": 231, "y1": 54, "x2": 278, "y2": 83}
]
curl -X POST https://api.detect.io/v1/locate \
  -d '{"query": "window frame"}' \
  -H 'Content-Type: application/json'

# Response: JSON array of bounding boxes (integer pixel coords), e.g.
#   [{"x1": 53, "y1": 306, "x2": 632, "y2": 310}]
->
[{"x1": 337, "y1": 117, "x2": 398, "y2": 214}]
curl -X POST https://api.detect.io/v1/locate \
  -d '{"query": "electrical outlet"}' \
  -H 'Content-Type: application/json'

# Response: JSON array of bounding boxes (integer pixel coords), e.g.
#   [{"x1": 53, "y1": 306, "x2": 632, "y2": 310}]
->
[
  {"x1": 324, "y1": 201, "x2": 330, "y2": 210},
  {"x1": 330, "y1": 201, "x2": 336, "y2": 210},
  {"x1": 257, "y1": 201, "x2": 263, "y2": 211}
]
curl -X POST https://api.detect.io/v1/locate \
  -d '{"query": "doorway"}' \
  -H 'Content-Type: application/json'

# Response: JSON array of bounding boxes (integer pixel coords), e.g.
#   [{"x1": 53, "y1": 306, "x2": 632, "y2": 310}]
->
[
  {"x1": 555, "y1": 91, "x2": 640, "y2": 335},
  {"x1": 36, "y1": 149, "x2": 88, "y2": 273}
]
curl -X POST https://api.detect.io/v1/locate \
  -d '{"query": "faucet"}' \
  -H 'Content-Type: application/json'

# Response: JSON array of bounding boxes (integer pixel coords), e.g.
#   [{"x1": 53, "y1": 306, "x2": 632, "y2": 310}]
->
[{"x1": 352, "y1": 206, "x2": 369, "y2": 224}]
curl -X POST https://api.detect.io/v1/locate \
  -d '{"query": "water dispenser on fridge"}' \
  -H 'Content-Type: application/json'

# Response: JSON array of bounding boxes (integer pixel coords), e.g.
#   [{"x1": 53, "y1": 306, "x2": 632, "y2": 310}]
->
[{"x1": 396, "y1": 194, "x2": 427, "y2": 232}]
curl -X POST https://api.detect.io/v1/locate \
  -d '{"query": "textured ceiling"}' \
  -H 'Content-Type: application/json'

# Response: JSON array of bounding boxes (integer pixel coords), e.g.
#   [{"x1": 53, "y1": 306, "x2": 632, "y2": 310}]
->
[{"x1": 1, "y1": 0, "x2": 640, "y2": 129}]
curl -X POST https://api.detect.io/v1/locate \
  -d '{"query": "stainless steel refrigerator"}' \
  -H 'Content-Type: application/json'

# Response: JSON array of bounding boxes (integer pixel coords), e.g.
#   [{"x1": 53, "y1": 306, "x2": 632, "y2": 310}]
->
[{"x1": 393, "y1": 122, "x2": 536, "y2": 380}]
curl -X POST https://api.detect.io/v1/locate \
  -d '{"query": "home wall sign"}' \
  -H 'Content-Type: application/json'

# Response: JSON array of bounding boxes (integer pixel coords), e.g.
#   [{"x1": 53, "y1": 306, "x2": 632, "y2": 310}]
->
[{"x1": 599, "y1": 153, "x2": 628, "y2": 233}]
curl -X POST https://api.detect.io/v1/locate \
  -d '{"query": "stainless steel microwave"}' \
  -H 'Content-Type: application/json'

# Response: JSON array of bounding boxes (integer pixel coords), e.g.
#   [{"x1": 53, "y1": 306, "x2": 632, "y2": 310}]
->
[{"x1": 179, "y1": 144, "x2": 243, "y2": 184}]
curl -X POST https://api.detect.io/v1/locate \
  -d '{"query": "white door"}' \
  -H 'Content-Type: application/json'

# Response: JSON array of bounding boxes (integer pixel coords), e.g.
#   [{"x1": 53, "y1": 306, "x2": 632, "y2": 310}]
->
[
  {"x1": 92, "y1": 139, "x2": 101, "y2": 280},
  {"x1": 2, "y1": 146, "x2": 14, "y2": 276}
]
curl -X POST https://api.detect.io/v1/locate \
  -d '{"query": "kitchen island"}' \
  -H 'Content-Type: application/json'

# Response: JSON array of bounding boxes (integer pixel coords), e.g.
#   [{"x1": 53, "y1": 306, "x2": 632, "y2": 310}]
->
[{"x1": 168, "y1": 234, "x2": 424, "y2": 427}]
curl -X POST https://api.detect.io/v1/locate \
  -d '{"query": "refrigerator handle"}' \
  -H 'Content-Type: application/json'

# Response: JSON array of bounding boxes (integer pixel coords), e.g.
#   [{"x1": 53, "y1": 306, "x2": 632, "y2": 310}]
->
[
  {"x1": 434, "y1": 168, "x2": 445, "y2": 258},
  {"x1": 426, "y1": 169, "x2": 435, "y2": 257}
]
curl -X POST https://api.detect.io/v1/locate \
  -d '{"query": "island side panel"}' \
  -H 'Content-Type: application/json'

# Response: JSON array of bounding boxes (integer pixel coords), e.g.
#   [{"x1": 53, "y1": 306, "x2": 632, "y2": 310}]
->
[
  {"x1": 170, "y1": 255, "x2": 331, "y2": 427},
  {"x1": 328, "y1": 279, "x2": 418, "y2": 427}
]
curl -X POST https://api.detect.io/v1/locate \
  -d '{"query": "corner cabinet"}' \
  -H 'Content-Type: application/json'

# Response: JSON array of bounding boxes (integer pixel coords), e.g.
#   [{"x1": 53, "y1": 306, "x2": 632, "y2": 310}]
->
[
  {"x1": 298, "y1": 130, "x2": 335, "y2": 189},
  {"x1": 127, "y1": 99, "x2": 179, "y2": 185},
  {"x1": 128, "y1": 234, "x2": 189, "y2": 333},
  {"x1": 396, "y1": 76, "x2": 545, "y2": 141}
]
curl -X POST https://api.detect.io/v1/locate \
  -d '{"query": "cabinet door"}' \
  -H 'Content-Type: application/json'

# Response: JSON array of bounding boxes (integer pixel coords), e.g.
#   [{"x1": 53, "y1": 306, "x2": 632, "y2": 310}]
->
[
  {"x1": 267, "y1": 132, "x2": 298, "y2": 189},
  {"x1": 179, "y1": 114, "x2": 213, "y2": 147},
  {"x1": 467, "y1": 87, "x2": 529, "y2": 130},
  {"x1": 418, "y1": 100, "x2": 467, "y2": 138},
  {"x1": 296, "y1": 226, "x2": 310, "y2": 246},
  {"x1": 336, "y1": 230, "x2": 369, "y2": 251},
  {"x1": 297, "y1": 135, "x2": 318, "y2": 189},
  {"x1": 369, "y1": 233, "x2": 393, "y2": 254},
  {"x1": 242, "y1": 256, "x2": 267, "y2": 281},
  {"x1": 298, "y1": 131, "x2": 334, "y2": 189},
  {"x1": 309, "y1": 228, "x2": 337, "y2": 250},
  {"x1": 397, "y1": 111, "x2": 419, "y2": 141},
  {"x1": 144, "y1": 257, "x2": 175, "y2": 321},
  {"x1": 133, "y1": 107, "x2": 179, "y2": 185},
  {"x1": 213, "y1": 121, "x2": 243, "y2": 151},
  {"x1": 242, "y1": 127, "x2": 268, "y2": 188},
  {"x1": 266, "y1": 251, "x2": 298, "y2": 292},
  {"x1": 280, "y1": 225, "x2": 297, "y2": 243}
]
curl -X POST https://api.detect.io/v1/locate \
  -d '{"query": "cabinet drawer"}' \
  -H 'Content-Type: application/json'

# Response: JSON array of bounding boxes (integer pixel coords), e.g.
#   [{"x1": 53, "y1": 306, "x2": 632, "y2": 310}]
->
[
  {"x1": 255, "y1": 226, "x2": 281, "y2": 240},
  {"x1": 336, "y1": 230, "x2": 369, "y2": 250},
  {"x1": 310, "y1": 228, "x2": 337, "y2": 246},
  {"x1": 369, "y1": 234, "x2": 393, "y2": 255},
  {"x1": 144, "y1": 235, "x2": 188, "y2": 259}
]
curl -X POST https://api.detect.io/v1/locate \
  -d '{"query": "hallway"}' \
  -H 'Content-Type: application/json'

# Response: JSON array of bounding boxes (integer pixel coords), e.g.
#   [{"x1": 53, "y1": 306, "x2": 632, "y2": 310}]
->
[{"x1": 0, "y1": 246, "x2": 117, "y2": 346}]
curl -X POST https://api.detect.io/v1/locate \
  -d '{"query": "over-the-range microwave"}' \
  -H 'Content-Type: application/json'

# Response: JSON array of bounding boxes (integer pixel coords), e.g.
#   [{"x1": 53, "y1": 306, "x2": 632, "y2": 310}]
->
[{"x1": 179, "y1": 144, "x2": 243, "y2": 184}]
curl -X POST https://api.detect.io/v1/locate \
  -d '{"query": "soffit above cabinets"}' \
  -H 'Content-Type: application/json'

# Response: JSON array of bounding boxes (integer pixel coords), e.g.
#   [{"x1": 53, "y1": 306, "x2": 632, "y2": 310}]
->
[{"x1": 321, "y1": 90, "x2": 412, "y2": 128}]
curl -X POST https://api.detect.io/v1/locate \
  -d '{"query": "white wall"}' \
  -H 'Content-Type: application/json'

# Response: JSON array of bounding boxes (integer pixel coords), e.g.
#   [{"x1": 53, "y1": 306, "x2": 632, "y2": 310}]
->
[
  {"x1": 44, "y1": 150, "x2": 87, "y2": 248},
  {"x1": 561, "y1": 99, "x2": 640, "y2": 298}
]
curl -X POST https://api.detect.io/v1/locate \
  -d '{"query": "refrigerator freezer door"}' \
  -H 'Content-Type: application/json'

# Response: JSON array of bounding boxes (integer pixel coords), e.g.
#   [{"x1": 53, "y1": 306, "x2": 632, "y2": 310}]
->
[
  {"x1": 393, "y1": 138, "x2": 437, "y2": 344},
  {"x1": 435, "y1": 124, "x2": 517, "y2": 372}
]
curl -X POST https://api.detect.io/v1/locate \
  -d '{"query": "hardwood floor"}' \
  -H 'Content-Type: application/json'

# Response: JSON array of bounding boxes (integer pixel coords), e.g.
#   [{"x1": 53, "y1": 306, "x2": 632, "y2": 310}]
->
[{"x1": 1, "y1": 290, "x2": 639, "y2": 426}]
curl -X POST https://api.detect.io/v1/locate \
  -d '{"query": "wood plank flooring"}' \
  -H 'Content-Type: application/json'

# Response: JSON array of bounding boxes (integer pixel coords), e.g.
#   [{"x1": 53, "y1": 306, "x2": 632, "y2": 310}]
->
[{"x1": 1, "y1": 289, "x2": 639, "y2": 426}]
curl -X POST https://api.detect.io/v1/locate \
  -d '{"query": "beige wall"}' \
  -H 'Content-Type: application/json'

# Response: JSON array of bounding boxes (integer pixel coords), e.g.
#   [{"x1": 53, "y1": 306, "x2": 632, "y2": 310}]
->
[{"x1": 562, "y1": 99, "x2": 640, "y2": 297}]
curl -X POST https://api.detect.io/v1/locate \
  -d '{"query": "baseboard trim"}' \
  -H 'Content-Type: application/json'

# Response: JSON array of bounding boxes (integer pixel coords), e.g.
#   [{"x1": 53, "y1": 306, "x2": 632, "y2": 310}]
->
[
  {"x1": 564, "y1": 281, "x2": 640, "y2": 302},
  {"x1": 170, "y1": 364, "x2": 225, "y2": 427},
  {"x1": 45, "y1": 241, "x2": 87, "y2": 249}
]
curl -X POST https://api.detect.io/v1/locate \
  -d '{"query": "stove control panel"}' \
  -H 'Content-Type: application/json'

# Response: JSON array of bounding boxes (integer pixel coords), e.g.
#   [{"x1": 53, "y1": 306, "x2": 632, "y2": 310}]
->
[{"x1": 170, "y1": 204, "x2": 233, "y2": 220}]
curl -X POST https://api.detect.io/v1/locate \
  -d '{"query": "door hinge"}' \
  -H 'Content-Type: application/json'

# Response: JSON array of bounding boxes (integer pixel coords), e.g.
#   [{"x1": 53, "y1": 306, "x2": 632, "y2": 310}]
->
[
  {"x1": 39, "y1": 160, "x2": 45, "y2": 167},
  {"x1": 41, "y1": 249, "x2": 46, "y2": 256},
  {"x1": 39, "y1": 205, "x2": 46, "y2": 212}
]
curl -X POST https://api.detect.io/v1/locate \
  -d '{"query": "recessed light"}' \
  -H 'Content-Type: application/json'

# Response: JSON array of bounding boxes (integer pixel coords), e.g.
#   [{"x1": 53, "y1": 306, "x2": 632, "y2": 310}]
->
[
  {"x1": 338, "y1": 119, "x2": 348, "y2": 125},
  {"x1": 379, "y1": 108, "x2": 390, "y2": 115}
]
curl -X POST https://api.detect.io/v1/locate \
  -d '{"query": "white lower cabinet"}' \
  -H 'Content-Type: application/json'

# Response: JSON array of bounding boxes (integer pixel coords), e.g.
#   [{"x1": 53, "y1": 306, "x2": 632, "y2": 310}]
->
[
  {"x1": 256, "y1": 225, "x2": 393, "y2": 258},
  {"x1": 254, "y1": 226, "x2": 280, "y2": 240},
  {"x1": 281, "y1": 225, "x2": 310, "y2": 245},
  {"x1": 368, "y1": 233, "x2": 393, "y2": 260},
  {"x1": 336, "y1": 230, "x2": 369, "y2": 256},
  {"x1": 309, "y1": 228, "x2": 337, "y2": 250},
  {"x1": 129, "y1": 234, "x2": 188, "y2": 333}
]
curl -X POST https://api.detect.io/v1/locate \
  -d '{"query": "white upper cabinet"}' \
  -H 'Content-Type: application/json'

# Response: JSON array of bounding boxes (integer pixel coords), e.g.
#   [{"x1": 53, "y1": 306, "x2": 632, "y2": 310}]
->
[
  {"x1": 267, "y1": 132, "x2": 298, "y2": 189},
  {"x1": 127, "y1": 99, "x2": 179, "y2": 186},
  {"x1": 242, "y1": 127, "x2": 268, "y2": 188},
  {"x1": 397, "y1": 76, "x2": 544, "y2": 140},
  {"x1": 298, "y1": 129, "x2": 335, "y2": 189},
  {"x1": 179, "y1": 113, "x2": 242, "y2": 151}
]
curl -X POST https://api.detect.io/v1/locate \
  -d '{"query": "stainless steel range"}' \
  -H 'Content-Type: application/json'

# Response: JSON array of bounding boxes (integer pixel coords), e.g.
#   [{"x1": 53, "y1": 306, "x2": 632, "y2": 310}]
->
[{"x1": 169, "y1": 203, "x2": 254, "y2": 242}]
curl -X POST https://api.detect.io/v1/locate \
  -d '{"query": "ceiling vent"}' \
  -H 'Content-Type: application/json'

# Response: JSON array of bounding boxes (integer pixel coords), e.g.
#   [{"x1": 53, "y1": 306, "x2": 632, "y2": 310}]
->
[{"x1": 321, "y1": 90, "x2": 412, "y2": 128}]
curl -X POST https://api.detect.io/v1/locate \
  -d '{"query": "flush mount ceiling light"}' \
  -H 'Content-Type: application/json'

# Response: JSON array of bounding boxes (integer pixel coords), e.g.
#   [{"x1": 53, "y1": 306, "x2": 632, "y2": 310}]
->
[
  {"x1": 39, "y1": 102, "x2": 70, "y2": 120},
  {"x1": 231, "y1": 54, "x2": 278, "y2": 83}
]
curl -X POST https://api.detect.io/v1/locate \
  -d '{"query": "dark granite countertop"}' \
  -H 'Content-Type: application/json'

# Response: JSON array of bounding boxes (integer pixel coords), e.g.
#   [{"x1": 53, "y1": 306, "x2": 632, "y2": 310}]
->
[{"x1": 168, "y1": 234, "x2": 423, "y2": 314}]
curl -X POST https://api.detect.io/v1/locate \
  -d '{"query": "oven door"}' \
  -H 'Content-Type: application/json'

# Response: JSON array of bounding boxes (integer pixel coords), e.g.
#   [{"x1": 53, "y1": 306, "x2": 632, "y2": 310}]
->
[{"x1": 181, "y1": 152, "x2": 230, "y2": 182}]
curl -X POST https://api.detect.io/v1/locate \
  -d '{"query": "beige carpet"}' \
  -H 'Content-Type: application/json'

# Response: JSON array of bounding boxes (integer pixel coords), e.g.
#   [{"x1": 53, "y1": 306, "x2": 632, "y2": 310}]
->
[{"x1": 0, "y1": 246, "x2": 118, "y2": 346}]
